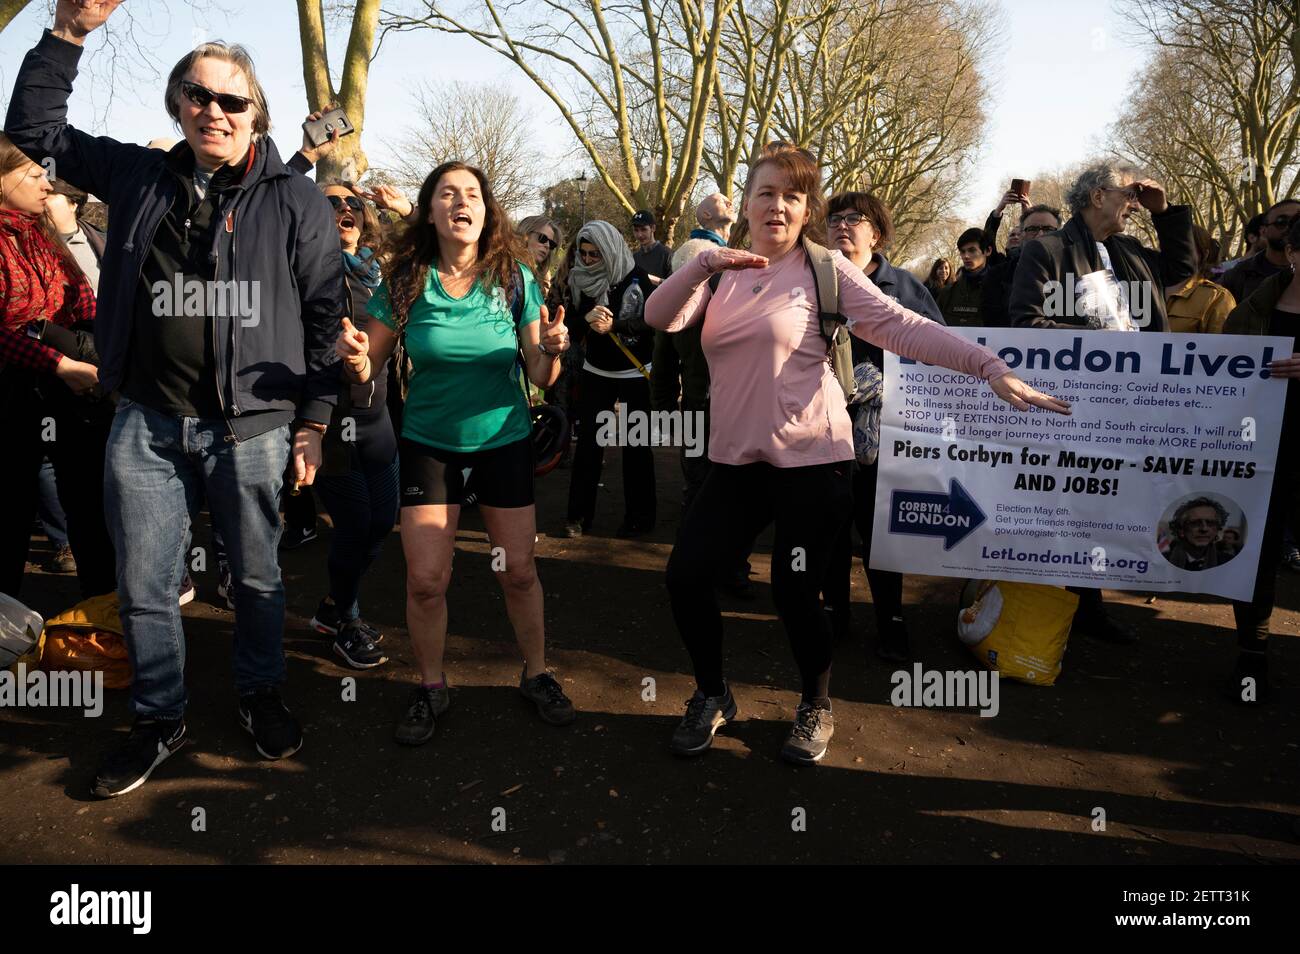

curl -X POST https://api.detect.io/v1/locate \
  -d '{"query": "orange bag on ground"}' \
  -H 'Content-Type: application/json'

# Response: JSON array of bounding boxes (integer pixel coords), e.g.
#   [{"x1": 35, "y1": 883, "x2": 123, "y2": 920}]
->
[{"x1": 39, "y1": 593, "x2": 132, "y2": 690}]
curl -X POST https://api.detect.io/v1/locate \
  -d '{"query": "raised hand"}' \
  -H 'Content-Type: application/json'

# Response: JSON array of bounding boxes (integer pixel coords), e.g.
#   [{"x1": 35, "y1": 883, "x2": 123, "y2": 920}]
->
[
  {"x1": 54, "y1": 0, "x2": 124, "y2": 42},
  {"x1": 356, "y1": 184, "x2": 413, "y2": 219},
  {"x1": 699, "y1": 247, "x2": 769, "y2": 274},
  {"x1": 336, "y1": 316, "x2": 369, "y2": 372},
  {"x1": 997, "y1": 189, "x2": 1030, "y2": 214},
  {"x1": 299, "y1": 109, "x2": 342, "y2": 166},
  {"x1": 1133, "y1": 178, "x2": 1168, "y2": 215},
  {"x1": 989, "y1": 372, "x2": 1071, "y2": 414},
  {"x1": 538, "y1": 304, "x2": 569, "y2": 355}
]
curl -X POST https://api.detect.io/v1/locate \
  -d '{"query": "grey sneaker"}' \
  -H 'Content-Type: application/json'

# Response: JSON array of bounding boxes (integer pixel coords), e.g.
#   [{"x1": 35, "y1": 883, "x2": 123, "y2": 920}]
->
[
  {"x1": 394, "y1": 684, "x2": 450, "y2": 746},
  {"x1": 781, "y1": 703, "x2": 834, "y2": 765},
  {"x1": 519, "y1": 668, "x2": 576, "y2": 725},
  {"x1": 670, "y1": 687, "x2": 737, "y2": 756}
]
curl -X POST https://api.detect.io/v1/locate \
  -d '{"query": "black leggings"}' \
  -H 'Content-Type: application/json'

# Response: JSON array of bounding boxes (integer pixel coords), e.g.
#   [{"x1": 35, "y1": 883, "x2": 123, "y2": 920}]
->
[
  {"x1": 1231, "y1": 475, "x2": 1297, "y2": 652},
  {"x1": 0, "y1": 376, "x2": 116, "y2": 602},
  {"x1": 823, "y1": 459, "x2": 904, "y2": 627},
  {"x1": 666, "y1": 459, "x2": 852, "y2": 702}
]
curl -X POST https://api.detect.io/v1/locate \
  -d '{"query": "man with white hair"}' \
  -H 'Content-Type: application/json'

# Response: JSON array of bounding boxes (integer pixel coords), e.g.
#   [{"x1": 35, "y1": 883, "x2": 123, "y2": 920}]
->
[
  {"x1": 1009, "y1": 162, "x2": 1195, "y2": 646},
  {"x1": 7, "y1": 0, "x2": 348, "y2": 797}
]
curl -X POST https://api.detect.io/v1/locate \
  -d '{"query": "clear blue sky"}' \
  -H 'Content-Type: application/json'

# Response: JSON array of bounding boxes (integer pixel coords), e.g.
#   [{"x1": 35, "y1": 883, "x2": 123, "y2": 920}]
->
[{"x1": 0, "y1": 0, "x2": 1149, "y2": 221}]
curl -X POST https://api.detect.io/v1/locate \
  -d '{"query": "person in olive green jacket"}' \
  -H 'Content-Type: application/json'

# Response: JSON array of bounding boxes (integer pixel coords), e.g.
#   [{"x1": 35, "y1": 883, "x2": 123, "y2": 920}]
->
[{"x1": 1218, "y1": 217, "x2": 1300, "y2": 705}]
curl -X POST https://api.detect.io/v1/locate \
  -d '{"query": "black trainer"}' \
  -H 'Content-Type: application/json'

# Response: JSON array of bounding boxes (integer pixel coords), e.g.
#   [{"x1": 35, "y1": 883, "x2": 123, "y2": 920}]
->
[
  {"x1": 670, "y1": 686, "x2": 737, "y2": 756},
  {"x1": 333, "y1": 620, "x2": 388, "y2": 670},
  {"x1": 237, "y1": 686, "x2": 303, "y2": 759},
  {"x1": 394, "y1": 684, "x2": 450, "y2": 746},
  {"x1": 519, "y1": 668, "x2": 576, "y2": 725},
  {"x1": 279, "y1": 526, "x2": 318, "y2": 551},
  {"x1": 311, "y1": 599, "x2": 384, "y2": 643},
  {"x1": 91, "y1": 717, "x2": 187, "y2": 798}
]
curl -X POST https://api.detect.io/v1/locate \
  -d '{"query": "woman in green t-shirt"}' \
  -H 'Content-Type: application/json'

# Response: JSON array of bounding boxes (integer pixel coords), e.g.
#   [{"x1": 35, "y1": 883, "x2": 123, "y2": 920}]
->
[{"x1": 336, "y1": 161, "x2": 575, "y2": 745}]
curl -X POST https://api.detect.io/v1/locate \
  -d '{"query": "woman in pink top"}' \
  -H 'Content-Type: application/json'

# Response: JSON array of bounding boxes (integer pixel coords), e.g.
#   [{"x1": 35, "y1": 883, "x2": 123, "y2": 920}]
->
[{"x1": 645, "y1": 143, "x2": 1069, "y2": 766}]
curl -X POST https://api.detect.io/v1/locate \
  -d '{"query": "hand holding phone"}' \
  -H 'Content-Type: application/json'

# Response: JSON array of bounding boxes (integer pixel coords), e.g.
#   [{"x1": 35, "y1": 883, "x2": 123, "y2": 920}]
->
[{"x1": 302, "y1": 107, "x2": 355, "y2": 148}]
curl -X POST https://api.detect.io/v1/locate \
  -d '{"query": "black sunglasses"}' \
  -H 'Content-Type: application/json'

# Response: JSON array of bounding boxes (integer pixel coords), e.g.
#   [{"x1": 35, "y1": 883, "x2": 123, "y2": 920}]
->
[
  {"x1": 328, "y1": 194, "x2": 364, "y2": 214},
  {"x1": 181, "y1": 81, "x2": 254, "y2": 115},
  {"x1": 532, "y1": 232, "x2": 558, "y2": 249},
  {"x1": 1268, "y1": 215, "x2": 1295, "y2": 229}
]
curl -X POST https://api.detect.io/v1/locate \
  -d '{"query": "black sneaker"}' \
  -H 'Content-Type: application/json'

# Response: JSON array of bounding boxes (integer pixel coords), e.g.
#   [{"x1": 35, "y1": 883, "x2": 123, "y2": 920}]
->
[
  {"x1": 394, "y1": 684, "x2": 450, "y2": 746},
  {"x1": 333, "y1": 620, "x2": 388, "y2": 670},
  {"x1": 563, "y1": 522, "x2": 583, "y2": 539},
  {"x1": 781, "y1": 702, "x2": 834, "y2": 765},
  {"x1": 279, "y1": 526, "x2": 318, "y2": 551},
  {"x1": 519, "y1": 668, "x2": 576, "y2": 725},
  {"x1": 670, "y1": 686, "x2": 737, "y2": 756},
  {"x1": 311, "y1": 599, "x2": 384, "y2": 644},
  {"x1": 875, "y1": 615, "x2": 910, "y2": 662},
  {"x1": 178, "y1": 572, "x2": 196, "y2": 606},
  {"x1": 237, "y1": 687, "x2": 303, "y2": 759},
  {"x1": 216, "y1": 561, "x2": 235, "y2": 610},
  {"x1": 91, "y1": 717, "x2": 187, "y2": 798}
]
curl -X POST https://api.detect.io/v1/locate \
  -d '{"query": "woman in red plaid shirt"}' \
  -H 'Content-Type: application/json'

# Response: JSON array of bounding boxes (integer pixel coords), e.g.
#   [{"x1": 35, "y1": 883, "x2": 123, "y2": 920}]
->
[{"x1": 0, "y1": 132, "x2": 115, "y2": 601}]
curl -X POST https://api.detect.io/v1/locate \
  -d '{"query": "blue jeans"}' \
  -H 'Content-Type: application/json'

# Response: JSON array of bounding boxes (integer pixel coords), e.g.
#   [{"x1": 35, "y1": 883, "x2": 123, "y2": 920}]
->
[
  {"x1": 313, "y1": 454, "x2": 399, "y2": 622},
  {"x1": 105, "y1": 398, "x2": 292, "y2": 719},
  {"x1": 37, "y1": 458, "x2": 69, "y2": 548}
]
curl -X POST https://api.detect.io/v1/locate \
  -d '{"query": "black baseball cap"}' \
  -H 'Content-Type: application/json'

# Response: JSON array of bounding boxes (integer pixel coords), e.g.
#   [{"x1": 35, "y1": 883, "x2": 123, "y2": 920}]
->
[{"x1": 631, "y1": 210, "x2": 655, "y2": 228}]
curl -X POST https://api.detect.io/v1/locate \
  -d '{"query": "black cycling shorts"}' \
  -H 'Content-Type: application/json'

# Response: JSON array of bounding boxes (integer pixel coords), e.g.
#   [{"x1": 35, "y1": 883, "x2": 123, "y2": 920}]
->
[{"x1": 399, "y1": 435, "x2": 535, "y2": 509}]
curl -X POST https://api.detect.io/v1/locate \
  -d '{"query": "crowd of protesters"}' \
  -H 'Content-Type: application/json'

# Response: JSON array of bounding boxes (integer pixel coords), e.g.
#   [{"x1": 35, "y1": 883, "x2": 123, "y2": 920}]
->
[{"x1": 1, "y1": 1, "x2": 1294, "y2": 796}]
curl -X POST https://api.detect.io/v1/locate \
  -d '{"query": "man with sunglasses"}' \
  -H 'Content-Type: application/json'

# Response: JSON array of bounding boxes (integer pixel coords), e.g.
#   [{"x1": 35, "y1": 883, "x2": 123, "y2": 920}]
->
[
  {"x1": 6, "y1": 0, "x2": 348, "y2": 798},
  {"x1": 1221, "y1": 200, "x2": 1300, "y2": 304}
]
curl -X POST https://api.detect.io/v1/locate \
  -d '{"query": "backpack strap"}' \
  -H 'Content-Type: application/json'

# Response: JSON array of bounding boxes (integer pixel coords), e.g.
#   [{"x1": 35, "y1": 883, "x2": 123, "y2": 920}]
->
[
  {"x1": 707, "y1": 271, "x2": 721, "y2": 294},
  {"x1": 801, "y1": 236, "x2": 841, "y2": 342}
]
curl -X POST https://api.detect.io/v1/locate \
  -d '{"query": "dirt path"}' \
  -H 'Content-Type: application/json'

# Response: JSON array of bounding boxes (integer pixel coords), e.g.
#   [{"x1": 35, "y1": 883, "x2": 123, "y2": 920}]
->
[{"x1": 3, "y1": 447, "x2": 1297, "y2": 864}]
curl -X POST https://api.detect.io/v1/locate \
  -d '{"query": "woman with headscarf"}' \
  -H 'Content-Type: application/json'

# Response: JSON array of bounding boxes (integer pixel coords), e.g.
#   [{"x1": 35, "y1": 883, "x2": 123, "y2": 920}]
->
[{"x1": 563, "y1": 220, "x2": 657, "y2": 538}]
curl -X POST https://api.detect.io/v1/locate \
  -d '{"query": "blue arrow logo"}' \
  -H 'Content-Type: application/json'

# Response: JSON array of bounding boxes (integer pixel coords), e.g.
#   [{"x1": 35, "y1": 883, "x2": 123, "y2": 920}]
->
[{"x1": 888, "y1": 479, "x2": 986, "y2": 550}]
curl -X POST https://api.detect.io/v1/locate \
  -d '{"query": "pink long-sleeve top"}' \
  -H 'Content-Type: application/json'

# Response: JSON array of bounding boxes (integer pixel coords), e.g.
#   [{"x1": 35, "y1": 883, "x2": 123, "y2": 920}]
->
[{"x1": 644, "y1": 246, "x2": 1012, "y2": 467}]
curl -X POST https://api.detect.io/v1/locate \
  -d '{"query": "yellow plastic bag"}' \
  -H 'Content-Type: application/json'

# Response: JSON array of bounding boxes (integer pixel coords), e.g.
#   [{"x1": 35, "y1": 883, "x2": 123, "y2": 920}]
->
[
  {"x1": 39, "y1": 593, "x2": 132, "y2": 690},
  {"x1": 957, "y1": 581, "x2": 1078, "y2": 686}
]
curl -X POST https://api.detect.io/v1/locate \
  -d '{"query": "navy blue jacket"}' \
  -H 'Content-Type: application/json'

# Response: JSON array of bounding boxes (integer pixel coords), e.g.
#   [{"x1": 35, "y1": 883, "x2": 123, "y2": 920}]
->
[
  {"x1": 5, "y1": 31, "x2": 346, "y2": 440},
  {"x1": 851, "y1": 252, "x2": 945, "y2": 369}
]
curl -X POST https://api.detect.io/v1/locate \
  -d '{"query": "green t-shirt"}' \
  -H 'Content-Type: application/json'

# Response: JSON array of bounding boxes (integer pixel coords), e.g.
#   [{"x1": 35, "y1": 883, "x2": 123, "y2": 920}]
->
[{"x1": 369, "y1": 264, "x2": 540, "y2": 452}]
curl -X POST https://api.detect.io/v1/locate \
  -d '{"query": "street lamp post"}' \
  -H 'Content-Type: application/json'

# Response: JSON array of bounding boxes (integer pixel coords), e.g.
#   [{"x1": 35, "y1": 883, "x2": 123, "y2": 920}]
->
[{"x1": 576, "y1": 171, "x2": 589, "y2": 224}]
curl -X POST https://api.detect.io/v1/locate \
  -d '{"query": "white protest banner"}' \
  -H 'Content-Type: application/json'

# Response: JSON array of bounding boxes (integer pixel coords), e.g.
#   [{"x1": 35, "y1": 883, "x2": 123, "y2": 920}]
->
[{"x1": 870, "y1": 329, "x2": 1289, "y2": 601}]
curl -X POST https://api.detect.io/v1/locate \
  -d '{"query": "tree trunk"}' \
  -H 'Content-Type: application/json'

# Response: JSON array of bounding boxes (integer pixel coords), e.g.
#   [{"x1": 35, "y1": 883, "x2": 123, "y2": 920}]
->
[
  {"x1": 0, "y1": 0, "x2": 34, "y2": 34},
  {"x1": 295, "y1": 0, "x2": 380, "y2": 182}
]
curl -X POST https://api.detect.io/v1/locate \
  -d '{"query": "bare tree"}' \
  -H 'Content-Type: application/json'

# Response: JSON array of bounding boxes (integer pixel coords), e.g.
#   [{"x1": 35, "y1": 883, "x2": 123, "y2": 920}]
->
[
  {"x1": 1118, "y1": 0, "x2": 1300, "y2": 254},
  {"x1": 383, "y1": 80, "x2": 540, "y2": 215},
  {"x1": 2, "y1": 0, "x2": 229, "y2": 126},
  {"x1": 758, "y1": 0, "x2": 998, "y2": 259},
  {"x1": 380, "y1": 0, "x2": 738, "y2": 239},
  {"x1": 296, "y1": 0, "x2": 381, "y2": 181}
]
